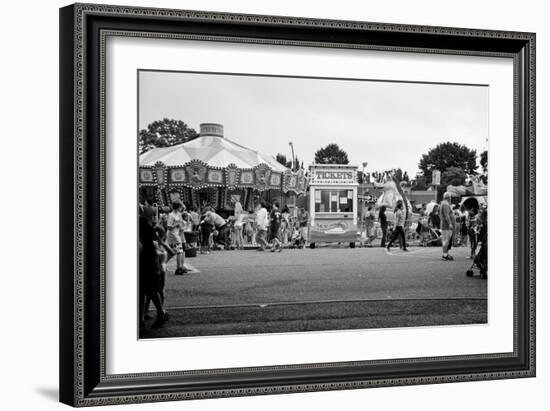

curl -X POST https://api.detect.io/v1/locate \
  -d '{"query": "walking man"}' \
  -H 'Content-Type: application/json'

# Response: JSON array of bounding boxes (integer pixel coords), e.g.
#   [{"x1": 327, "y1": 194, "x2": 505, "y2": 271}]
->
[
  {"x1": 386, "y1": 200, "x2": 408, "y2": 251},
  {"x1": 440, "y1": 192, "x2": 455, "y2": 261},
  {"x1": 379, "y1": 205, "x2": 388, "y2": 248},
  {"x1": 269, "y1": 202, "x2": 283, "y2": 252}
]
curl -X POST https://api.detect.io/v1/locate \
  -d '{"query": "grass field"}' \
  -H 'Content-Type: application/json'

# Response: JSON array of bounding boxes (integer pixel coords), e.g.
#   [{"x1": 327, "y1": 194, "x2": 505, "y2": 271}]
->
[{"x1": 140, "y1": 298, "x2": 487, "y2": 338}]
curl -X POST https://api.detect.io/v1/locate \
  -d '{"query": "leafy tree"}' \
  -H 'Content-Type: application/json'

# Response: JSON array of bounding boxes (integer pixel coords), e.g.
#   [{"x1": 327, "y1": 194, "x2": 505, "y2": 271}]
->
[
  {"x1": 139, "y1": 118, "x2": 199, "y2": 154},
  {"x1": 393, "y1": 168, "x2": 403, "y2": 182},
  {"x1": 370, "y1": 169, "x2": 409, "y2": 183},
  {"x1": 314, "y1": 143, "x2": 349, "y2": 165},
  {"x1": 391, "y1": 168, "x2": 410, "y2": 183},
  {"x1": 411, "y1": 175, "x2": 428, "y2": 191},
  {"x1": 358, "y1": 171, "x2": 369, "y2": 184},
  {"x1": 441, "y1": 166, "x2": 467, "y2": 187},
  {"x1": 290, "y1": 156, "x2": 302, "y2": 171},
  {"x1": 418, "y1": 142, "x2": 478, "y2": 182},
  {"x1": 480, "y1": 150, "x2": 488, "y2": 172},
  {"x1": 438, "y1": 166, "x2": 467, "y2": 199},
  {"x1": 275, "y1": 153, "x2": 288, "y2": 167},
  {"x1": 275, "y1": 153, "x2": 301, "y2": 171}
]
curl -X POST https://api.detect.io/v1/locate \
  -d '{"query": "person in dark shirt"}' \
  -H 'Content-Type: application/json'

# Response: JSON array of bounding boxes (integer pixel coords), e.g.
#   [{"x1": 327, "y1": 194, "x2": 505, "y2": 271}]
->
[
  {"x1": 269, "y1": 202, "x2": 283, "y2": 252},
  {"x1": 476, "y1": 208, "x2": 488, "y2": 278},
  {"x1": 143, "y1": 223, "x2": 173, "y2": 317},
  {"x1": 386, "y1": 200, "x2": 408, "y2": 251},
  {"x1": 467, "y1": 209, "x2": 478, "y2": 259},
  {"x1": 139, "y1": 205, "x2": 169, "y2": 328},
  {"x1": 428, "y1": 205, "x2": 441, "y2": 230},
  {"x1": 378, "y1": 205, "x2": 388, "y2": 248}
]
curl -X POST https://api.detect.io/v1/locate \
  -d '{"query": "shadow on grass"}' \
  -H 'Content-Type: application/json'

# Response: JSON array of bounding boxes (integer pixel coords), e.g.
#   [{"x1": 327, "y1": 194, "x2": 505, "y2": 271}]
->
[{"x1": 140, "y1": 298, "x2": 487, "y2": 339}]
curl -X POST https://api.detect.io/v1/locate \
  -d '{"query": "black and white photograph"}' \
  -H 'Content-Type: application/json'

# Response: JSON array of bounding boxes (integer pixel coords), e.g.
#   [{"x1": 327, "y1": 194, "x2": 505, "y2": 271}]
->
[{"x1": 138, "y1": 70, "x2": 489, "y2": 338}]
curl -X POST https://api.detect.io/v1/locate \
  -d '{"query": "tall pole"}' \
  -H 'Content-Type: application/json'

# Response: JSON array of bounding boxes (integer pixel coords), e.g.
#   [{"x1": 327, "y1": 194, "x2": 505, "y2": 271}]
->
[
  {"x1": 362, "y1": 162, "x2": 368, "y2": 198},
  {"x1": 289, "y1": 142, "x2": 295, "y2": 171}
]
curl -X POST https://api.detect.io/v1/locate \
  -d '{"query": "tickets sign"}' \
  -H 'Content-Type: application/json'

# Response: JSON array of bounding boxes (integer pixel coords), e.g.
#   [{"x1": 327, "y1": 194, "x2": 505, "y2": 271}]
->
[{"x1": 309, "y1": 166, "x2": 357, "y2": 185}]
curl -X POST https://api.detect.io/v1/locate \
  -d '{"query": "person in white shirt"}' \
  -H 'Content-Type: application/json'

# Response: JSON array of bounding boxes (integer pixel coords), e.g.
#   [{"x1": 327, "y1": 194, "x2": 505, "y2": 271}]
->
[
  {"x1": 255, "y1": 201, "x2": 269, "y2": 251},
  {"x1": 201, "y1": 208, "x2": 229, "y2": 250},
  {"x1": 167, "y1": 202, "x2": 187, "y2": 275}
]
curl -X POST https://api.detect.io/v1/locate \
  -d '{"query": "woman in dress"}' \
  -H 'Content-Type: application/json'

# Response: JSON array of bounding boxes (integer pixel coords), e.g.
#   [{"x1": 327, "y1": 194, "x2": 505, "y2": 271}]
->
[{"x1": 233, "y1": 200, "x2": 244, "y2": 250}]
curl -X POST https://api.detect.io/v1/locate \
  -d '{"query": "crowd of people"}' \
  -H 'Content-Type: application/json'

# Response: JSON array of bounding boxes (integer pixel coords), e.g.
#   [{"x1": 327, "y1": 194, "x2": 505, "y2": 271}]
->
[
  {"x1": 161, "y1": 200, "x2": 313, "y2": 254},
  {"x1": 138, "y1": 199, "x2": 313, "y2": 328},
  {"x1": 415, "y1": 192, "x2": 488, "y2": 266},
  {"x1": 139, "y1": 192, "x2": 489, "y2": 328},
  {"x1": 368, "y1": 192, "x2": 488, "y2": 274}
]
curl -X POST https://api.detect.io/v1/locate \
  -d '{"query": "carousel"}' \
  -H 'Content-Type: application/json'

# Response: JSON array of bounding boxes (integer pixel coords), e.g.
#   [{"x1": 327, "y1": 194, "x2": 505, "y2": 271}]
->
[{"x1": 138, "y1": 123, "x2": 307, "y2": 214}]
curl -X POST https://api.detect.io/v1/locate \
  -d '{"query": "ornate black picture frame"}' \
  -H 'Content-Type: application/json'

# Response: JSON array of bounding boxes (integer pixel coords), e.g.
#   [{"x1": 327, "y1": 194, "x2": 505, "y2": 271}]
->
[{"x1": 59, "y1": 3, "x2": 535, "y2": 407}]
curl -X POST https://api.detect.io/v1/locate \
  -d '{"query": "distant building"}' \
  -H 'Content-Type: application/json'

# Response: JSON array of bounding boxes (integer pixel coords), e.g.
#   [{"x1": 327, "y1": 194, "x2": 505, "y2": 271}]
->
[{"x1": 409, "y1": 189, "x2": 437, "y2": 206}]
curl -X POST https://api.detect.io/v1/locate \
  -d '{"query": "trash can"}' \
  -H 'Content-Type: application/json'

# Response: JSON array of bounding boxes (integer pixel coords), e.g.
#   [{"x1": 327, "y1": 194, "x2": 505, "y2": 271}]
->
[
  {"x1": 184, "y1": 231, "x2": 199, "y2": 244},
  {"x1": 185, "y1": 246, "x2": 197, "y2": 258},
  {"x1": 184, "y1": 231, "x2": 199, "y2": 258}
]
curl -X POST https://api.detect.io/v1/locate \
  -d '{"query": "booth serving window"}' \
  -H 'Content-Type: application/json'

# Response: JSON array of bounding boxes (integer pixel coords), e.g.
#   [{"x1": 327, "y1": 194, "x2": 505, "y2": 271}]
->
[{"x1": 314, "y1": 189, "x2": 354, "y2": 213}]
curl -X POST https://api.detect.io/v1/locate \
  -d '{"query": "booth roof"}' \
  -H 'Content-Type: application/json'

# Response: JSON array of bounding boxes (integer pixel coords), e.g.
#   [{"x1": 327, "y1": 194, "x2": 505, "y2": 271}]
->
[{"x1": 139, "y1": 135, "x2": 288, "y2": 172}]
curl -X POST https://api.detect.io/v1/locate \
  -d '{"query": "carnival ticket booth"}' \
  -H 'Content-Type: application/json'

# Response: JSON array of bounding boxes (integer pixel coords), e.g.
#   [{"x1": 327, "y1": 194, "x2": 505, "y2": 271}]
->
[{"x1": 308, "y1": 164, "x2": 360, "y2": 247}]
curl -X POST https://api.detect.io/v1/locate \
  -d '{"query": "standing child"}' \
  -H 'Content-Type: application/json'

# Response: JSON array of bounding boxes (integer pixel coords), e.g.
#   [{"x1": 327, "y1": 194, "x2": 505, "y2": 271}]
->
[
  {"x1": 244, "y1": 220, "x2": 254, "y2": 246},
  {"x1": 365, "y1": 206, "x2": 375, "y2": 247},
  {"x1": 297, "y1": 207, "x2": 310, "y2": 249}
]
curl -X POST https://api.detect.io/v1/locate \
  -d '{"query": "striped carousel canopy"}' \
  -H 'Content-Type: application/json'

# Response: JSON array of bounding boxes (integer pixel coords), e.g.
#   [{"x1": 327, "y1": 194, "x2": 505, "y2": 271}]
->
[{"x1": 139, "y1": 123, "x2": 287, "y2": 172}]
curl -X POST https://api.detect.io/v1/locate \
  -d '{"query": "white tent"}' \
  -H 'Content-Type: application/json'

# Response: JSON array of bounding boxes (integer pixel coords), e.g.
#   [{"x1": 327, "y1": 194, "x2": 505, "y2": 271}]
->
[
  {"x1": 138, "y1": 123, "x2": 305, "y2": 210},
  {"x1": 140, "y1": 134, "x2": 287, "y2": 172}
]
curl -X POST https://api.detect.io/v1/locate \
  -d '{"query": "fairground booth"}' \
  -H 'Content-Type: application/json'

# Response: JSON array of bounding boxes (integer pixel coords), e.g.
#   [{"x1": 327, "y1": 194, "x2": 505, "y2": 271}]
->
[
  {"x1": 138, "y1": 123, "x2": 307, "y2": 215},
  {"x1": 307, "y1": 164, "x2": 360, "y2": 247}
]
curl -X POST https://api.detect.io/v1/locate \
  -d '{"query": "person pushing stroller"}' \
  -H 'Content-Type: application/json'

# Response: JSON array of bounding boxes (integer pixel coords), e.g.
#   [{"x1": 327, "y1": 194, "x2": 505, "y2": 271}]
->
[{"x1": 467, "y1": 208, "x2": 488, "y2": 279}]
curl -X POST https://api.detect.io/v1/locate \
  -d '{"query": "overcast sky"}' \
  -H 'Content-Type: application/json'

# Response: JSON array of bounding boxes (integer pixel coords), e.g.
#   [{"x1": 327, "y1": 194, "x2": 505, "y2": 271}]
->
[{"x1": 139, "y1": 70, "x2": 488, "y2": 177}]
